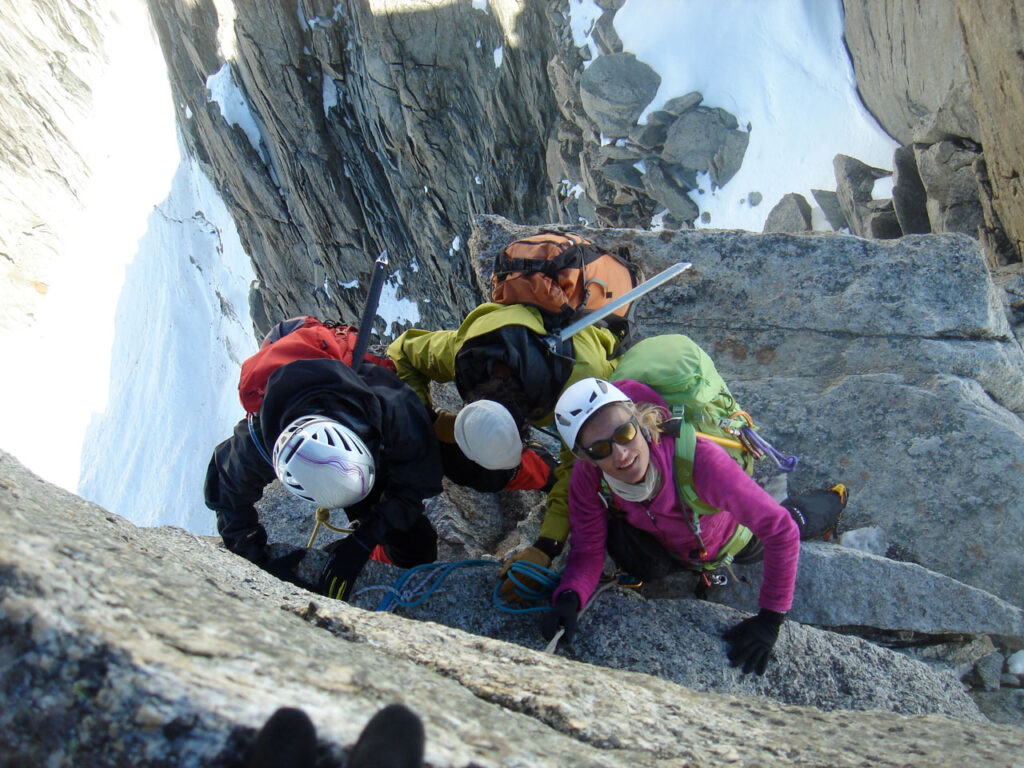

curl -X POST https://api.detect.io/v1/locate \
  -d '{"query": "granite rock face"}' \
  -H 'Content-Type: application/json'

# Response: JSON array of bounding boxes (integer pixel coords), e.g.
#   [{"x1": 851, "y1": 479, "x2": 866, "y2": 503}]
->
[
  {"x1": 841, "y1": 0, "x2": 979, "y2": 145},
  {"x1": 10, "y1": 451, "x2": 1024, "y2": 766},
  {"x1": 839, "y1": 0, "x2": 1021, "y2": 265},
  {"x1": 147, "y1": 0, "x2": 563, "y2": 336},
  {"x1": 955, "y1": 0, "x2": 1024, "y2": 266},
  {"x1": 645, "y1": 542, "x2": 1024, "y2": 638},
  {"x1": 0, "y1": 0, "x2": 115, "y2": 331}
]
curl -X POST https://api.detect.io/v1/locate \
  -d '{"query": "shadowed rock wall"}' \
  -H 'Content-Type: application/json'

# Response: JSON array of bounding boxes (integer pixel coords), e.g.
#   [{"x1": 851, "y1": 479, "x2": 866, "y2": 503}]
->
[{"x1": 147, "y1": 0, "x2": 562, "y2": 336}]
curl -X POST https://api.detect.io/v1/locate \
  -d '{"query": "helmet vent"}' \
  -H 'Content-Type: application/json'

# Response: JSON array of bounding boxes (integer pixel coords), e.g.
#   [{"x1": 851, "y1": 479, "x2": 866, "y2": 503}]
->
[{"x1": 282, "y1": 438, "x2": 304, "y2": 464}]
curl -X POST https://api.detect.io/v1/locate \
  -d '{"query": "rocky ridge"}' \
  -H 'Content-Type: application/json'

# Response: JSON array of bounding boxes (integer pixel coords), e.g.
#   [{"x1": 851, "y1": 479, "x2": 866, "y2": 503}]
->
[{"x1": 5, "y1": 451, "x2": 1024, "y2": 766}]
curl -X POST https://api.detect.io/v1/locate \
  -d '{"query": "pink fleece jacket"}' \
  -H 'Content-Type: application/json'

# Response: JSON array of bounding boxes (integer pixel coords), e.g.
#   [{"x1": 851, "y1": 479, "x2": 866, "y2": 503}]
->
[{"x1": 554, "y1": 380, "x2": 800, "y2": 613}]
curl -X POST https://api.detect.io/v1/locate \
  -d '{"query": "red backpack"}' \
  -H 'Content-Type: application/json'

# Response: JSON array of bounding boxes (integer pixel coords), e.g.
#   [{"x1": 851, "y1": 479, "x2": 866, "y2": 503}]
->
[{"x1": 238, "y1": 316, "x2": 396, "y2": 414}]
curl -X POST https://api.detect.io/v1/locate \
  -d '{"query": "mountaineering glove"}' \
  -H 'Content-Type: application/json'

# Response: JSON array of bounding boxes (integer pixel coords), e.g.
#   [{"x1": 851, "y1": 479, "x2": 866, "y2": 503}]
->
[
  {"x1": 318, "y1": 532, "x2": 374, "y2": 601},
  {"x1": 723, "y1": 608, "x2": 786, "y2": 676},
  {"x1": 498, "y1": 544, "x2": 553, "y2": 601},
  {"x1": 542, "y1": 590, "x2": 581, "y2": 643},
  {"x1": 432, "y1": 410, "x2": 458, "y2": 444},
  {"x1": 262, "y1": 548, "x2": 315, "y2": 591}
]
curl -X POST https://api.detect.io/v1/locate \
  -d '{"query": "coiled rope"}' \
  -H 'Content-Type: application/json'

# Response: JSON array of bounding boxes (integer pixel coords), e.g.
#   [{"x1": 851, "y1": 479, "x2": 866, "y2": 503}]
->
[{"x1": 355, "y1": 557, "x2": 622, "y2": 654}]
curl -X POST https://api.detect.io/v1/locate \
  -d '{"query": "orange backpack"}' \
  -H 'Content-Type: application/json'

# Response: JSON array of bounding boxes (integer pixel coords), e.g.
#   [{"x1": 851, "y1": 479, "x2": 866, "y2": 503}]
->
[
  {"x1": 238, "y1": 316, "x2": 395, "y2": 414},
  {"x1": 490, "y1": 232, "x2": 639, "y2": 330}
]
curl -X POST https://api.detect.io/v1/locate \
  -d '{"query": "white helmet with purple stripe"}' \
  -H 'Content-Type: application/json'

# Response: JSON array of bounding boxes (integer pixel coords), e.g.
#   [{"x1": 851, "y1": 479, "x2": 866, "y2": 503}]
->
[{"x1": 272, "y1": 415, "x2": 375, "y2": 508}]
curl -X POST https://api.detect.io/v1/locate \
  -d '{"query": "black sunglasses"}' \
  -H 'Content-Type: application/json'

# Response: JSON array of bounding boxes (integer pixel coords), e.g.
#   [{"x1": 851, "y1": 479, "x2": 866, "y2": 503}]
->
[{"x1": 579, "y1": 418, "x2": 639, "y2": 460}]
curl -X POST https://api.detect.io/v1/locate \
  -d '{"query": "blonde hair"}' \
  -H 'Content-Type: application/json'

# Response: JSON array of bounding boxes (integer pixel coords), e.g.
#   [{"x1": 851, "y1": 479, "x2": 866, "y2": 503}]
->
[{"x1": 626, "y1": 401, "x2": 668, "y2": 446}]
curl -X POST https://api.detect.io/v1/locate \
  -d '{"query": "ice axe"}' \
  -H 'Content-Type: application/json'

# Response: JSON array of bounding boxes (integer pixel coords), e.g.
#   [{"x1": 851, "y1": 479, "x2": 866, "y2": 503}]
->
[
  {"x1": 545, "y1": 261, "x2": 692, "y2": 353},
  {"x1": 351, "y1": 250, "x2": 389, "y2": 368}
]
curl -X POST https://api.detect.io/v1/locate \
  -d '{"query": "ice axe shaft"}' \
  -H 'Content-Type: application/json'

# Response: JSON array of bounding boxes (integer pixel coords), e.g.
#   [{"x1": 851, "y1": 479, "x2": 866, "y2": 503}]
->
[
  {"x1": 351, "y1": 251, "x2": 389, "y2": 368},
  {"x1": 549, "y1": 261, "x2": 691, "y2": 350}
]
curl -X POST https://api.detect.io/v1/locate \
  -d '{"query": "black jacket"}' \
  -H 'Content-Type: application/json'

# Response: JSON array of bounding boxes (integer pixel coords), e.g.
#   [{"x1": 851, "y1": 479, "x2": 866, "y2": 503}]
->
[{"x1": 204, "y1": 358, "x2": 443, "y2": 563}]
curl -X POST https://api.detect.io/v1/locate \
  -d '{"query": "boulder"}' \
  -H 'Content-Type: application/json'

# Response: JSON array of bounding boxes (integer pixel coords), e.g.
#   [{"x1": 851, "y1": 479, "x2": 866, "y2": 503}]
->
[
  {"x1": 841, "y1": 0, "x2": 979, "y2": 144},
  {"x1": 914, "y1": 140, "x2": 986, "y2": 237},
  {"x1": 627, "y1": 120, "x2": 669, "y2": 151},
  {"x1": 662, "y1": 107, "x2": 748, "y2": 186},
  {"x1": 710, "y1": 127, "x2": 750, "y2": 188},
  {"x1": 470, "y1": 217, "x2": 1024, "y2": 607},
  {"x1": 579, "y1": 53, "x2": 661, "y2": 137},
  {"x1": 811, "y1": 188, "x2": 848, "y2": 230},
  {"x1": 10, "y1": 451, "x2": 1024, "y2": 766},
  {"x1": 834, "y1": 154, "x2": 902, "y2": 238},
  {"x1": 590, "y1": 10, "x2": 623, "y2": 56},
  {"x1": 762, "y1": 193, "x2": 812, "y2": 233},
  {"x1": 661, "y1": 91, "x2": 703, "y2": 117},
  {"x1": 646, "y1": 542, "x2": 1024, "y2": 638},
  {"x1": 601, "y1": 161, "x2": 645, "y2": 192},
  {"x1": 892, "y1": 144, "x2": 932, "y2": 234},
  {"x1": 975, "y1": 652, "x2": 1006, "y2": 692},
  {"x1": 900, "y1": 636, "x2": 997, "y2": 680},
  {"x1": 641, "y1": 160, "x2": 699, "y2": 224}
]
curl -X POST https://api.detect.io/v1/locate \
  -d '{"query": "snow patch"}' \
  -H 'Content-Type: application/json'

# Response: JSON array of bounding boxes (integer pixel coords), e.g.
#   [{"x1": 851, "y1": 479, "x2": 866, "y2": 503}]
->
[
  {"x1": 873, "y1": 175, "x2": 894, "y2": 200},
  {"x1": 206, "y1": 63, "x2": 267, "y2": 162},
  {"x1": 78, "y1": 142, "x2": 257, "y2": 534},
  {"x1": 616, "y1": 0, "x2": 897, "y2": 232},
  {"x1": 493, "y1": 45, "x2": 504, "y2": 68},
  {"x1": 377, "y1": 271, "x2": 420, "y2": 338},
  {"x1": 322, "y1": 76, "x2": 339, "y2": 114},
  {"x1": 569, "y1": 0, "x2": 602, "y2": 53}
]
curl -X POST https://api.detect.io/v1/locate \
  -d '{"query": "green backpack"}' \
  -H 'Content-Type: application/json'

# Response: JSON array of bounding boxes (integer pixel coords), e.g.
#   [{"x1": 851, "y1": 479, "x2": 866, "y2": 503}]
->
[
  {"x1": 611, "y1": 332, "x2": 757, "y2": 488},
  {"x1": 610, "y1": 334, "x2": 797, "y2": 567}
]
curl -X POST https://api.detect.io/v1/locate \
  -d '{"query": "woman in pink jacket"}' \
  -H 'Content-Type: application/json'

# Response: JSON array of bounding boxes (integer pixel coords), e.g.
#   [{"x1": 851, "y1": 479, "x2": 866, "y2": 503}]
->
[{"x1": 545, "y1": 377, "x2": 804, "y2": 675}]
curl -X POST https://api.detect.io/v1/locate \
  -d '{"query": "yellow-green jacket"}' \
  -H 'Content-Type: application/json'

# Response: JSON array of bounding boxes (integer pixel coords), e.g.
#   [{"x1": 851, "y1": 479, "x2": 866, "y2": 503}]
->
[{"x1": 388, "y1": 302, "x2": 620, "y2": 542}]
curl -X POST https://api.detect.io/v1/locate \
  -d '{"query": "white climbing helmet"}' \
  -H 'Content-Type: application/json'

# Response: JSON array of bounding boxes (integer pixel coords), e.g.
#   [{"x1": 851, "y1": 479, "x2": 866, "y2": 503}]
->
[
  {"x1": 272, "y1": 415, "x2": 375, "y2": 508},
  {"x1": 454, "y1": 400, "x2": 522, "y2": 470},
  {"x1": 554, "y1": 378, "x2": 630, "y2": 451}
]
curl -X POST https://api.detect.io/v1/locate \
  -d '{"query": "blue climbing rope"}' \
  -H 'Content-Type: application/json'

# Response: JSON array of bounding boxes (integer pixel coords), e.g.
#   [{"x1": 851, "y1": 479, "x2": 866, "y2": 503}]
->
[
  {"x1": 364, "y1": 558, "x2": 561, "y2": 614},
  {"x1": 491, "y1": 560, "x2": 561, "y2": 614}
]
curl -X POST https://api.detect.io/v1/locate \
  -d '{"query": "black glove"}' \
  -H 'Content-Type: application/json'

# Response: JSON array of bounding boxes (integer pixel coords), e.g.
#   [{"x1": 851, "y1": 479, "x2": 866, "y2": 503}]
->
[
  {"x1": 542, "y1": 590, "x2": 581, "y2": 643},
  {"x1": 262, "y1": 548, "x2": 315, "y2": 591},
  {"x1": 723, "y1": 608, "x2": 786, "y2": 675},
  {"x1": 318, "y1": 533, "x2": 374, "y2": 601}
]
